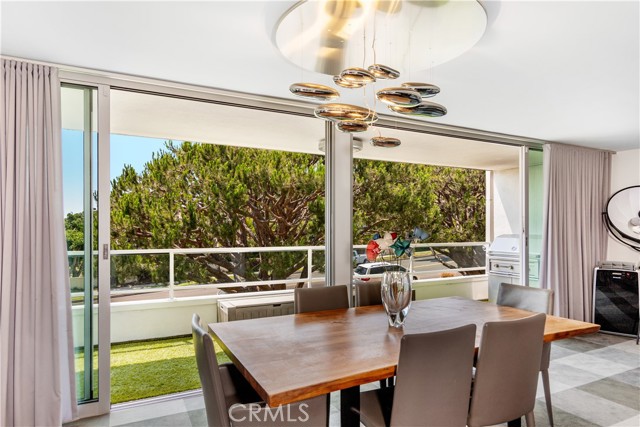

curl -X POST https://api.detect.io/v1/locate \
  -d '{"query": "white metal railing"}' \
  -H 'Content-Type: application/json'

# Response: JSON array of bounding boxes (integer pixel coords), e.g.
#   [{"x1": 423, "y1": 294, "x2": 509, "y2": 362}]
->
[{"x1": 68, "y1": 242, "x2": 488, "y2": 300}]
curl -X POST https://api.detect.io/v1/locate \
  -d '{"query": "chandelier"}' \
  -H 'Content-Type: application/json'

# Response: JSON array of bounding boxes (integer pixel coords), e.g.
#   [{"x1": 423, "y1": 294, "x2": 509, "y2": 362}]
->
[{"x1": 276, "y1": 0, "x2": 487, "y2": 148}]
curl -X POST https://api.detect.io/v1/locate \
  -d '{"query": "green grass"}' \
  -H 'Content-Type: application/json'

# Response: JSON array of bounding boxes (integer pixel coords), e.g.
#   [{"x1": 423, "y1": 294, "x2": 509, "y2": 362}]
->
[{"x1": 75, "y1": 336, "x2": 231, "y2": 404}]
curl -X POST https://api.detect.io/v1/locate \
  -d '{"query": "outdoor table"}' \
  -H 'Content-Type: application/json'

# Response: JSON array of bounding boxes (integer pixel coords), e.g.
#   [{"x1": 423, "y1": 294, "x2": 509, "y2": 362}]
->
[{"x1": 209, "y1": 296, "x2": 600, "y2": 427}]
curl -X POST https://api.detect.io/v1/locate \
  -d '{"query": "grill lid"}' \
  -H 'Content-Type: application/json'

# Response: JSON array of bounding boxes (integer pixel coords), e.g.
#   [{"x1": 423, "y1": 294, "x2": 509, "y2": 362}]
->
[{"x1": 489, "y1": 234, "x2": 520, "y2": 255}]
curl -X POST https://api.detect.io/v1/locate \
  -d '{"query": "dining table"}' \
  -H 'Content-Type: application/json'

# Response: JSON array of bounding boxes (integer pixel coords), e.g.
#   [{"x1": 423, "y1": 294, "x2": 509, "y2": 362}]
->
[{"x1": 209, "y1": 296, "x2": 600, "y2": 427}]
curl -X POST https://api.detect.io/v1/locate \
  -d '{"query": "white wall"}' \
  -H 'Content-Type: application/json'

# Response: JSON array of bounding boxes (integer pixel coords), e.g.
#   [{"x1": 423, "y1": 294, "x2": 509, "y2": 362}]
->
[
  {"x1": 606, "y1": 149, "x2": 640, "y2": 263},
  {"x1": 492, "y1": 168, "x2": 520, "y2": 238}
]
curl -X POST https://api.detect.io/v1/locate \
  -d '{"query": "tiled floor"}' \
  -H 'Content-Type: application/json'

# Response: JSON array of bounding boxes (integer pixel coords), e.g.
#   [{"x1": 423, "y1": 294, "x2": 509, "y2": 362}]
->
[{"x1": 67, "y1": 333, "x2": 639, "y2": 427}]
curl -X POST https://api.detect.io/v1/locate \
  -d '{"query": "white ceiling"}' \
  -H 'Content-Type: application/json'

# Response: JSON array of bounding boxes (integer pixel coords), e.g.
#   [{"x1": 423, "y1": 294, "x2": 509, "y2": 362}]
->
[{"x1": 2, "y1": 0, "x2": 639, "y2": 152}]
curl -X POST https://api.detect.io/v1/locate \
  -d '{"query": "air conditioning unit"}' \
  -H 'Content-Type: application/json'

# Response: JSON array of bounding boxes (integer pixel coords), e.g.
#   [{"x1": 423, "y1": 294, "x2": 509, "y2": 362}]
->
[
  {"x1": 218, "y1": 294, "x2": 294, "y2": 322},
  {"x1": 593, "y1": 262, "x2": 639, "y2": 343}
]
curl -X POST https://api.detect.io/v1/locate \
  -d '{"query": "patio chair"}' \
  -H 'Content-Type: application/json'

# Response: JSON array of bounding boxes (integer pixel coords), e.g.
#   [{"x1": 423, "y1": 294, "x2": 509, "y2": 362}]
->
[
  {"x1": 497, "y1": 283, "x2": 555, "y2": 427},
  {"x1": 351, "y1": 324, "x2": 477, "y2": 427},
  {"x1": 294, "y1": 285, "x2": 350, "y2": 313},
  {"x1": 468, "y1": 313, "x2": 546, "y2": 427},
  {"x1": 191, "y1": 314, "x2": 327, "y2": 426}
]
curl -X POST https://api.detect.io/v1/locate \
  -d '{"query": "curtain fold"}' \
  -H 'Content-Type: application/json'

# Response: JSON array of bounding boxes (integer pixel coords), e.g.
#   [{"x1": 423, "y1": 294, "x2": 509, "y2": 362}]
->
[
  {"x1": 1, "y1": 59, "x2": 77, "y2": 426},
  {"x1": 540, "y1": 143, "x2": 611, "y2": 321}
]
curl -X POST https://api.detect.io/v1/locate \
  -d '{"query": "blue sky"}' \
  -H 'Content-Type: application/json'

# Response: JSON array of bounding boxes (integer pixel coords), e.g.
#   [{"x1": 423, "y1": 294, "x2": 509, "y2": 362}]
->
[{"x1": 62, "y1": 130, "x2": 180, "y2": 214}]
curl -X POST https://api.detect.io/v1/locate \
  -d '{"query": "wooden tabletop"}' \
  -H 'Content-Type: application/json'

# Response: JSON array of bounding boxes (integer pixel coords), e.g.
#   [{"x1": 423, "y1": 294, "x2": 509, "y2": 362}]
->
[{"x1": 209, "y1": 296, "x2": 600, "y2": 407}]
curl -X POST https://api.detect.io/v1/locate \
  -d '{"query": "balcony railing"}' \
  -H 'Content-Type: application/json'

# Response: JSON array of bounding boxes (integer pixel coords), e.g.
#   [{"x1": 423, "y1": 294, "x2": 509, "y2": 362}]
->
[{"x1": 68, "y1": 242, "x2": 488, "y2": 301}]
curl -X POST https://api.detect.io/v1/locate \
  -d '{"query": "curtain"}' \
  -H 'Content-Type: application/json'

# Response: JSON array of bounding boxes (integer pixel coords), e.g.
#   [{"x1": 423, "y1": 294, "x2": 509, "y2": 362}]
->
[
  {"x1": 540, "y1": 143, "x2": 611, "y2": 321},
  {"x1": 1, "y1": 60, "x2": 77, "y2": 426}
]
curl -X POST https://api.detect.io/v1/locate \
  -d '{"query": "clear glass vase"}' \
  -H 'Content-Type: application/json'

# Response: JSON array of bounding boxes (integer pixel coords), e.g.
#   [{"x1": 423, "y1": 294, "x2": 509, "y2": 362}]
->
[{"x1": 381, "y1": 271, "x2": 412, "y2": 328}]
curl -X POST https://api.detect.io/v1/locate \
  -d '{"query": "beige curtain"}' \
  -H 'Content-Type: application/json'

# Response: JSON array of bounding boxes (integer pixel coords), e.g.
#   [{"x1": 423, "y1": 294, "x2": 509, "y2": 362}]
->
[
  {"x1": 540, "y1": 143, "x2": 611, "y2": 321},
  {"x1": 1, "y1": 59, "x2": 77, "y2": 426}
]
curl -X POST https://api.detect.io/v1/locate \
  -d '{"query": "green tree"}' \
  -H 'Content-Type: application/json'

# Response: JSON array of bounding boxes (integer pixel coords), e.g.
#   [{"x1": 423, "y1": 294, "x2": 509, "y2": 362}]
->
[
  {"x1": 110, "y1": 142, "x2": 325, "y2": 287},
  {"x1": 65, "y1": 212, "x2": 85, "y2": 277},
  {"x1": 108, "y1": 141, "x2": 486, "y2": 287}
]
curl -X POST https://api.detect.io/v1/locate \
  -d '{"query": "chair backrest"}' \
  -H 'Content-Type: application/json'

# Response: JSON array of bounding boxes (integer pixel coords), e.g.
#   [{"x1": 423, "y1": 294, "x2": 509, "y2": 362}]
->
[
  {"x1": 355, "y1": 283, "x2": 382, "y2": 306},
  {"x1": 497, "y1": 283, "x2": 554, "y2": 314},
  {"x1": 390, "y1": 324, "x2": 477, "y2": 427},
  {"x1": 192, "y1": 313, "x2": 231, "y2": 427},
  {"x1": 294, "y1": 285, "x2": 350, "y2": 313},
  {"x1": 468, "y1": 313, "x2": 546, "y2": 427}
]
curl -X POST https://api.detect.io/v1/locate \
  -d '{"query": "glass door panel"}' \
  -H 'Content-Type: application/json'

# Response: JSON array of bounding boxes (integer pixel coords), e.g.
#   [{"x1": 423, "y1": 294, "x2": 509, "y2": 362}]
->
[
  {"x1": 61, "y1": 85, "x2": 99, "y2": 403},
  {"x1": 528, "y1": 148, "x2": 544, "y2": 287}
]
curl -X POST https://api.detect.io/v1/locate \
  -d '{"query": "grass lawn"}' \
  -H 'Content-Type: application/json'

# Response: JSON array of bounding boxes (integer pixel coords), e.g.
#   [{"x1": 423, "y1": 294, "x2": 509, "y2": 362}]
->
[{"x1": 75, "y1": 335, "x2": 231, "y2": 404}]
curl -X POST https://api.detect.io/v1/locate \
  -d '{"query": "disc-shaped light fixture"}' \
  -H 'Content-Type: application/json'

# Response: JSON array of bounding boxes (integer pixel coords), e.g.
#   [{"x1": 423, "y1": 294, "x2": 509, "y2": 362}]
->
[
  {"x1": 289, "y1": 83, "x2": 340, "y2": 100},
  {"x1": 337, "y1": 121, "x2": 369, "y2": 133},
  {"x1": 314, "y1": 103, "x2": 378, "y2": 123},
  {"x1": 276, "y1": 0, "x2": 487, "y2": 76},
  {"x1": 368, "y1": 64, "x2": 400, "y2": 80},
  {"x1": 401, "y1": 82, "x2": 440, "y2": 98},
  {"x1": 371, "y1": 136, "x2": 401, "y2": 147},
  {"x1": 388, "y1": 101, "x2": 447, "y2": 117},
  {"x1": 376, "y1": 87, "x2": 422, "y2": 107},
  {"x1": 333, "y1": 75, "x2": 365, "y2": 89},
  {"x1": 340, "y1": 67, "x2": 376, "y2": 84}
]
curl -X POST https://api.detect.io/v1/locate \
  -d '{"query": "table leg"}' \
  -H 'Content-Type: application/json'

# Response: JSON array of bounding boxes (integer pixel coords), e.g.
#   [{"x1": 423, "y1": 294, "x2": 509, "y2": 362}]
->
[
  {"x1": 340, "y1": 386, "x2": 360, "y2": 427},
  {"x1": 508, "y1": 417, "x2": 522, "y2": 427}
]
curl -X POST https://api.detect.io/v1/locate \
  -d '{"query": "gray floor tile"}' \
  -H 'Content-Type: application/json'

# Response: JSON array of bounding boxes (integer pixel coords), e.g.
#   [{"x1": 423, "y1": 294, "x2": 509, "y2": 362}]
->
[
  {"x1": 65, "y1": 414, "x2": 110, "y2": 427},
  {"x1": 551, "y1": 342, "x2": 580, "y2": 360},
  {"x1": 182, "y1": 394, "x2": 205, "y2": 412},
  {"x1": 554, "y1": 338, "x2": 606, "y2": 353},
  {"x1": 575, "y1": 333, "x2": 632, "y2": 347},
  {"x1": 548, "y1": 362, "x2": 605, "y2": 388},
  {"x1": 533, "y1": 400, "x2": 600, "y2": 427},
  {"x1": 577, "y1": 377, "x2": 640, "y2": 411},
  {"x1": 555, "y1": 353, "x2": 631, "y2": 378},
  {"x1": 549, "y1": 388, "x2": 637, "y2": 426},
  {"x1": 610, "y1": 367, "x2": 640, "y2": 388},
  {"x1": 116, "y1": 412, "x2": 192, "y2": 427},
  {"x1": 109, "y1": 399, "x2": 187, "y2": 426},
  {"x1": 186, "y1": 409, "x2": 207, "y2": 427},
  {"x1": 610, "y1": 414, "x2": 640, "y2": 427},
  {"x1": 612, "y1": 340, "x2": 640, "y2": 356},
  {"x1": 587, "y1": 346, "x2": 640, "y2": 369}
]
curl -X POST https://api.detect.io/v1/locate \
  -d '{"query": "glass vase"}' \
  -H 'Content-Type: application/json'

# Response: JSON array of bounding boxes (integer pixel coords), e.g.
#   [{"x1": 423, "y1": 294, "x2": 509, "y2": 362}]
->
[{"x1": 381, "y1": 271, "x2": 412, "y2": 328}]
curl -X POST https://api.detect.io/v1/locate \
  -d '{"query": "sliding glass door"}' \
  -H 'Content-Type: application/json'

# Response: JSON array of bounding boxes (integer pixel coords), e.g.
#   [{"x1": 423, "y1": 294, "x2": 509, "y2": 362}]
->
[{"x1": 61, "y1": 83, "x2": 111, "y2": 416}]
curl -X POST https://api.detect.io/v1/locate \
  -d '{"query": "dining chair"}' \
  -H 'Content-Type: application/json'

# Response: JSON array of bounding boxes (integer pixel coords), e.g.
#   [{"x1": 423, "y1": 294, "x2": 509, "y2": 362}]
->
[
  {"x1": 497, "y1": 283, "x2": 555, "y2": 427},
  {"x1": 355, "y1": 283, "x2": 417, "y2": 308},
  {"x1": 468, "y1": 313, "x2": 546, "y2": 427},
  {"x1": 294, "y1": 284, "x2": 350, "y2": 313},
  {"x1": 352, "y1": 324, "x2": 477, "y2": 427},
  {"x1": 355, "y1": 282, "x2": 382, "y2": 307},
  {"x1": 191, "y1": 314, "x2": 327, "y2": 426}
]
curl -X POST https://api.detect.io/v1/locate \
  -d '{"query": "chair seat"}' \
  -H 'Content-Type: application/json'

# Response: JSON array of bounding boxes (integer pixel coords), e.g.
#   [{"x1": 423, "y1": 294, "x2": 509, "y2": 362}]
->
[
  {"x1": 353, "y1": 387, "x2": 394, "y2": 427},
  {"x1": 220, "y1": 363, "x2": 262, "y2": 406}
]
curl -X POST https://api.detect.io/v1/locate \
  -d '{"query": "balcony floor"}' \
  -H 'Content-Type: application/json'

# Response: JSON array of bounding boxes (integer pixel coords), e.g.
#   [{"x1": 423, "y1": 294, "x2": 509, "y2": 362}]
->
[{"x1": 67, "y1": 333, "x2": 639, "y2": 427}]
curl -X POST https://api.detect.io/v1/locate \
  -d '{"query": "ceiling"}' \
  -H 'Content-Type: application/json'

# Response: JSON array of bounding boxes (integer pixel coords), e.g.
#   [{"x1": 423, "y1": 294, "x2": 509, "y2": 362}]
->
[{"x1": 2, "y1": 1, "x2": 639, "y2": 153}]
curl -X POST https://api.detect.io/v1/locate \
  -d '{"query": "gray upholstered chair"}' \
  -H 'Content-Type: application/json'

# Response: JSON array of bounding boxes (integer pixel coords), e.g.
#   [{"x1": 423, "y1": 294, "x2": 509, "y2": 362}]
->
[
  {"x1": 355, "y1": 283, "x2": 416, "y2": 308},
  {"x1": 468, "y1": 313, "x2": 546, "y2": 427},
  {"x1": 294, "y1": 285, "x2": 350, "y2": 313},
  {"x1": 352, "y1": 324, "x2": 477, "y2": 427},
  {"x1": 191, "y1": 314, "x2": 327, "y2": 426},
  {"x1": 355, "y1": 282, "x2": 382, "y2": 307},
  {"x1": 497, "y1": 283, "x2": 555, "y2": 427}
]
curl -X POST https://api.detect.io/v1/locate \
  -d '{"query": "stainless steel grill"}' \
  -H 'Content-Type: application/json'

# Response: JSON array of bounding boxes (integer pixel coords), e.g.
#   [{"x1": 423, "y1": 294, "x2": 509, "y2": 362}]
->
[{"x1": 487, "y1": 234, "x2": 540, "y2": 302}]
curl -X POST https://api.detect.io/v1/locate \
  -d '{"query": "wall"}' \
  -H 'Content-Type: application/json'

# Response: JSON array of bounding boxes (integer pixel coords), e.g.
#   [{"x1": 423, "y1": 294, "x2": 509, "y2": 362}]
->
[
  {"x1": 492, "y1": 167, "x2": 520, "y2": 238},
  {"x1": 606, "y1": 148, "x2": 640, "y2": 263}
]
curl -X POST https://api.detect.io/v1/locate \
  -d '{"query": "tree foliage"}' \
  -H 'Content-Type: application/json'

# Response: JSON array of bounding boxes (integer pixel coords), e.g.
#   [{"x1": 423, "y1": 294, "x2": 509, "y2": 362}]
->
[{"x1": 98, "y1": 141, "x2": 486, "y2": 287}]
